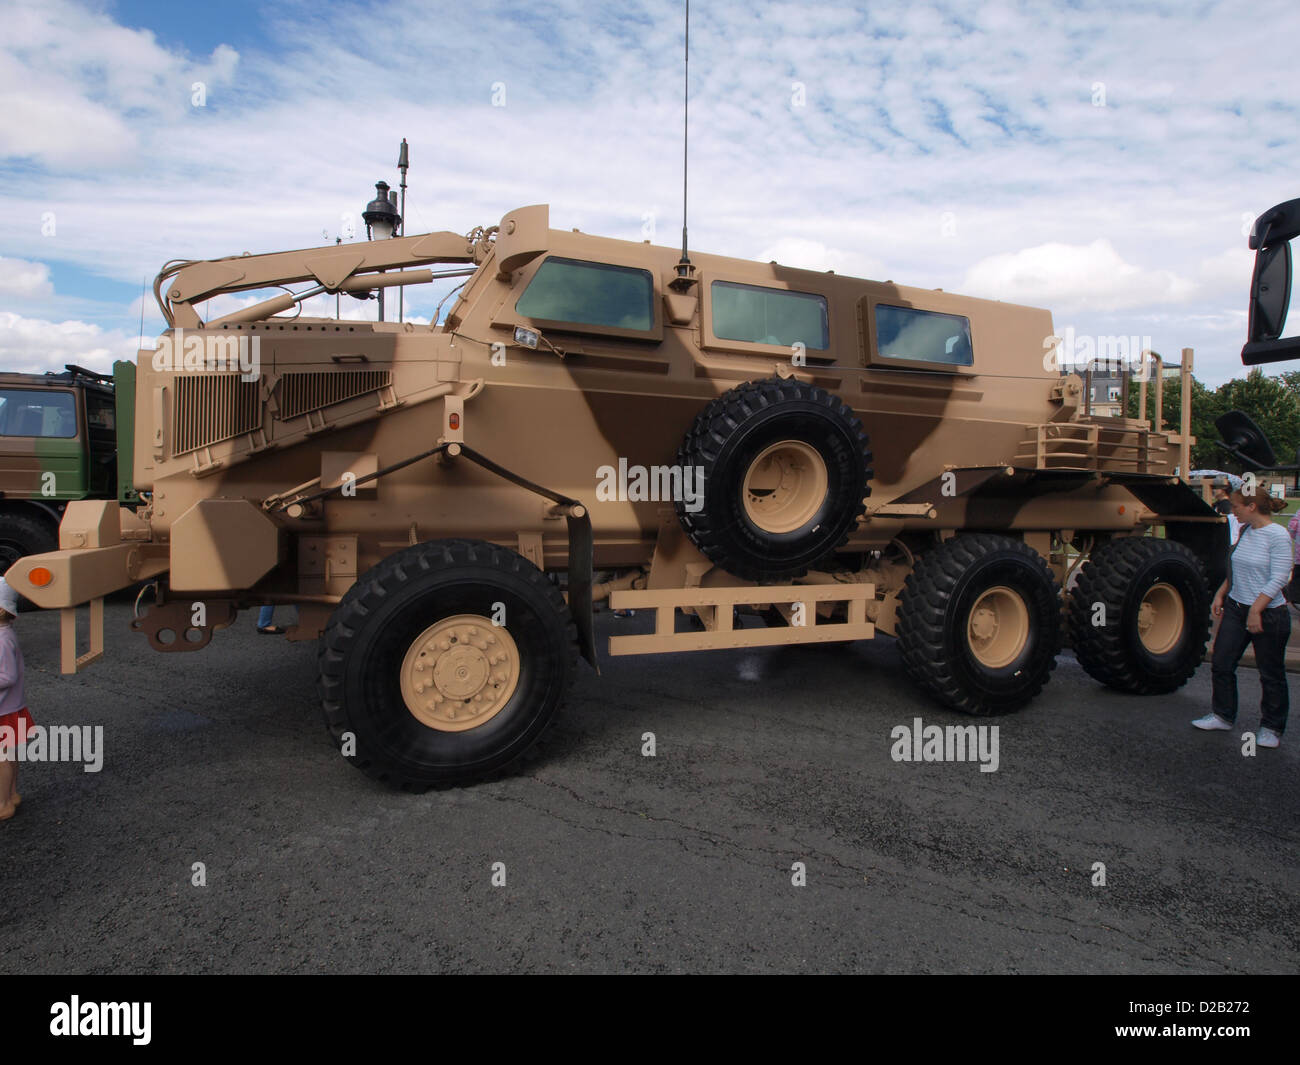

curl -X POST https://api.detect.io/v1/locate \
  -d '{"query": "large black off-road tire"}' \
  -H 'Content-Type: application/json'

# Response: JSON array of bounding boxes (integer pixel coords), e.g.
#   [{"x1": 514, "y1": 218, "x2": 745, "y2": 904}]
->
[
  {"x1": 318, "y1": 539, "x2": 578, "y2": 790},
  {"x1": 676, "y1": 377, "x2": 872, "y2": 581},
  {"x1": 0, "y1": 511, "x2": 57, "y2": 575},
  {"x1": 0, "y1": 511, "x2": 58, "y2": 611},
  {"x1": 897, "y1": 534, "x2": 1062, "y2": 715},
  {"x1": 1067, "y1": 536, "x2": 1210, "y2": 695}
]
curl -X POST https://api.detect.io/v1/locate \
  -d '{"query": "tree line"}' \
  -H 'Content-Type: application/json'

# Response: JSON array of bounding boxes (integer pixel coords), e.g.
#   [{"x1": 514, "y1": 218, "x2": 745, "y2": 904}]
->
[{"x1": 1121, "y1": 365, "x2": 1300, "y2": 472}]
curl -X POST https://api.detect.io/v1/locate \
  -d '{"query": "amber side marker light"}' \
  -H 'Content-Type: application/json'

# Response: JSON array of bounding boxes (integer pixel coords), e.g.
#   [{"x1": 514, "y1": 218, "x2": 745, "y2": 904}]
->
[
  {"x1": 28, "y1": 567, "x2": 52, "y2": 587},
  {"x1": 449, "y1": 413, "x2": 460, "y2": 430}
]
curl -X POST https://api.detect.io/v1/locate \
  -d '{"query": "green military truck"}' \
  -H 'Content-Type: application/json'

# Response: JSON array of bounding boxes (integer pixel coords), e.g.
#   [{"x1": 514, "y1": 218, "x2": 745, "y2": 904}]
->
[{"x1": 0, "y1": 364, "x2": 138, "y2": 581}]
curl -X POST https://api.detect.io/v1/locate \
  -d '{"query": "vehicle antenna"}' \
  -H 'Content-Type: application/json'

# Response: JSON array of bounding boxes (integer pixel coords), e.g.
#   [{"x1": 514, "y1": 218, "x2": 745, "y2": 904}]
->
[
  {"x1": 398, "y1": 138, "x2": 409, "y2": 322},
  {"x1": 674, "y1": 0, "x2": 694, "y2": 285}
]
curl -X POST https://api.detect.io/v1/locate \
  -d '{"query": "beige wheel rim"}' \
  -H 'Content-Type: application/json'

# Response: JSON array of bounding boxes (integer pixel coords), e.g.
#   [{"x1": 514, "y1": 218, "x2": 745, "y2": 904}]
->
[
  {"x1": 399, "y1": 614, "x2": 521, "y2": 732},
  {"x1": 1137, "y1": 582, "x2": 1184, "y2": 655},
  {"x1": 967, "y1": 586, "x2": 1030, "y2": 669},
  {"x1": 742, "y1": 440, "x2": 829, "y2": 534}
]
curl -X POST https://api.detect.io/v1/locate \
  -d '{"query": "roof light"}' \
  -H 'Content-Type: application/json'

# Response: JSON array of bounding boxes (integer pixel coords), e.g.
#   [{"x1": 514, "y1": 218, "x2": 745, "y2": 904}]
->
[{"x1": 362, "y1": 181, "x2": 401, "y2": 241}]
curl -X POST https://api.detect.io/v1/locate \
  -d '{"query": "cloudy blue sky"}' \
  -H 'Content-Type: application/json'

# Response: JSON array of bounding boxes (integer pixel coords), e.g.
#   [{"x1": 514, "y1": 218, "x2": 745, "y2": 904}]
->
[{"x1": 0, "y1": 0, "x2": 1297, "y2": 385}]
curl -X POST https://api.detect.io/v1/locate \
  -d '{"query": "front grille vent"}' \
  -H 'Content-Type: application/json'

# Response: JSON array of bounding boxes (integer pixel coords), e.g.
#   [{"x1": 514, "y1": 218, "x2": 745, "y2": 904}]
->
[
  {"x1": 173, "y1": 374, "x2": 261, "y2": 455},
  {"x1": 277, "y1": 371, "x2": 391, "y2": 420}
]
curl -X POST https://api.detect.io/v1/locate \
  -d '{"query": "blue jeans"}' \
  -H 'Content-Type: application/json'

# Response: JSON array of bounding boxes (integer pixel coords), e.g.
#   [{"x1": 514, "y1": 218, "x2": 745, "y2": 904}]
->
[
  {"x1": 257, "y1": 605, "x2": 275, "y2": 628},
  {"x1": 1211, "y1": 598, "x2": 1290, "y2": 733}
]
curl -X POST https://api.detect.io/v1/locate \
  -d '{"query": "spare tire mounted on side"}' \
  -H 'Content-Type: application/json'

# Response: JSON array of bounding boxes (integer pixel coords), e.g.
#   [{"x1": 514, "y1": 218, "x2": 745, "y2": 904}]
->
[{"x1": 675, "y1": 377, "x2": 873, "y2": 581}]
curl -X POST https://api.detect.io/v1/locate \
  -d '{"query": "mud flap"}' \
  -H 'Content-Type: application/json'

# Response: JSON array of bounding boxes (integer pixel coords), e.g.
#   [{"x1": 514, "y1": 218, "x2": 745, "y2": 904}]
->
[{"x1": 564, "y1": 509, "x2": 597, "y2": 671}]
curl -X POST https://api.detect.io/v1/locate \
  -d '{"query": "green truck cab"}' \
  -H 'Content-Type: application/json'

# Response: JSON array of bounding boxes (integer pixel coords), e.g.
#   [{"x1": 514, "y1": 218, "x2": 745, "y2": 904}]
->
[{"x1": 0, "y1": 363, "x2": 137, "y2": 577}]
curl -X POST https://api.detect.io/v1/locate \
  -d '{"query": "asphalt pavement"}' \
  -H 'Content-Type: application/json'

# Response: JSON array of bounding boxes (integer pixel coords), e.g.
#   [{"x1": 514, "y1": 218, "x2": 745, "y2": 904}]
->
[{"x1": 0, "y1": 599, "x2": 1295, "y2": 974}]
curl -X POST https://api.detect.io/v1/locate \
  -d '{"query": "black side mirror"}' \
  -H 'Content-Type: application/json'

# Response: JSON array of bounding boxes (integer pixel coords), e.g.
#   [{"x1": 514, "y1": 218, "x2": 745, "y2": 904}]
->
[
  {"x1": 1249, "y1": 241, "x2": 1292, "y2": 343},
  {"x1": 1242, "y1": 198, "x2": 1300, "y2": 364},
  {"x1": 1215, "y1": 409, "x2": 1278, "y2": 470}
]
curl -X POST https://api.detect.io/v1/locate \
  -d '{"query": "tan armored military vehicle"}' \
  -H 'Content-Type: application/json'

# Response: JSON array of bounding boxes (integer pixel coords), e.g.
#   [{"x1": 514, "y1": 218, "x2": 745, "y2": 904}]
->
[{"x1": 9, "y1": 203, "x2": 1223, "y2": 788}]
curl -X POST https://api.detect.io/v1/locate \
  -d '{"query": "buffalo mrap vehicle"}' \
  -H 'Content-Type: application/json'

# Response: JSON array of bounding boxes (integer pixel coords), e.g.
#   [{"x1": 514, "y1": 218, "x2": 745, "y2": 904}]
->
[{"x1": 10, "y1": 202, "x2": 1224, "y2": 788}]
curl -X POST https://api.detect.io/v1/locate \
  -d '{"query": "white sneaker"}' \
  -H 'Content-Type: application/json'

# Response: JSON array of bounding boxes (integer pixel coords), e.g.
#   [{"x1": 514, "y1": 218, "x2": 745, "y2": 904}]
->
[
  {"x1": 1258, "y1": 727, "x2": 1282, "y2": 748},
  {"x1": 1192, "y1": 713, "x2": 1233, "y2": 731}
]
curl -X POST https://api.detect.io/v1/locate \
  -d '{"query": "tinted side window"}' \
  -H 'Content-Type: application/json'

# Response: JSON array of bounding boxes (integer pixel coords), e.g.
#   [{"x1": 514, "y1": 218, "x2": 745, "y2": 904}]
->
[
  {"x1": 516, "y1": 257, "x2": 654, "y2": 331},
  {"x1": 0, "y1": 389, "x2": 78, "y2": 438},
  {"x1": 712, "y1": 281, "x2": 829, "y2": 349},
  {"x1": 875, "y1": 306, "x2": 973, "y2": 366}
]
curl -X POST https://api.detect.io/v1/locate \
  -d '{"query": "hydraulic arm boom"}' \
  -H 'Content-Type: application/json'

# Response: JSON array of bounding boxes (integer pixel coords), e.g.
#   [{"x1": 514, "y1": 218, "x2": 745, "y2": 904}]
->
[{"x1": 156, "y1": 229, "x2": 492, "y2": 328}]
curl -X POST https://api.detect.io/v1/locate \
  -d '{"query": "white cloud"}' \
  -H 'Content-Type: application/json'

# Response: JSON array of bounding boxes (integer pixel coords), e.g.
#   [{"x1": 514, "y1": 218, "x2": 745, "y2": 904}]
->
[
  {"x1": 0, "y1": 1, "x2": 238, "y2": 167},
  {"x1": 961, "y1": 239, "x2": 1197, "y2": 313},
  {"x1": 756, "y1": 238, "x2": 885, "y2": 280},
  {"x1": 0, "y1": 257, "x2": 53, "y2": 299},
  {"x1": 0, "y1": 312, "x2": 137, "y2": 374},
  {"x1": 0, "y1": 90, "x2": 137, "y2": 169},
  {"x1": 1196, "y1": 246, "x2": 1255, "y2": 291}
]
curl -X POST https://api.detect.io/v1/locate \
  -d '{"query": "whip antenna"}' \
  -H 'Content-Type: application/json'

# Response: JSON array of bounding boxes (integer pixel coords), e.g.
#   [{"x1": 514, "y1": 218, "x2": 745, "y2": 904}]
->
[
  {"x1": 398, "y1": 137, "x2": 409, "y2": 322},
  {"x1": 673, "y1": 0, "x2": 696, "y2": 288}
]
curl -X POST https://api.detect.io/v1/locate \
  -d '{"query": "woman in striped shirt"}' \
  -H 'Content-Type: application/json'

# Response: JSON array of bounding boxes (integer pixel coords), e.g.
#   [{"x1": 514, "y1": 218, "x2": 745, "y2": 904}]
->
[{"x1": 1194, "y1": 489, "x2": 1291, "y2": 747}]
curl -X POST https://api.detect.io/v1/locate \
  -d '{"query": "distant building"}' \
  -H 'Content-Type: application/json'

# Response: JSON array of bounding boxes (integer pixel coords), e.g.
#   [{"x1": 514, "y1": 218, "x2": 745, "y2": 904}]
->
[{"x1": 1060, "y1": 366, "x2": 1128, "y2": 417}]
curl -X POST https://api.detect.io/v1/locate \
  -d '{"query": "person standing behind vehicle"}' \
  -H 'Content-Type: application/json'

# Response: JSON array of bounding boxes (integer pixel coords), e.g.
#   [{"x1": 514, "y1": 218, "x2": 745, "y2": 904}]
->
[
  {"x1": 1195, "y1": 488, "x2": 1291, "y2": 747},
  {"x1": 1212, "y1": 480, "x2": 1241, "y2": 544},
  {"x1": 1288, "y1": 504, "x2": 1300, "y2": 606},
  {"x1": 256, "y1": 605, "x2": 299, "y2": 635}
]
